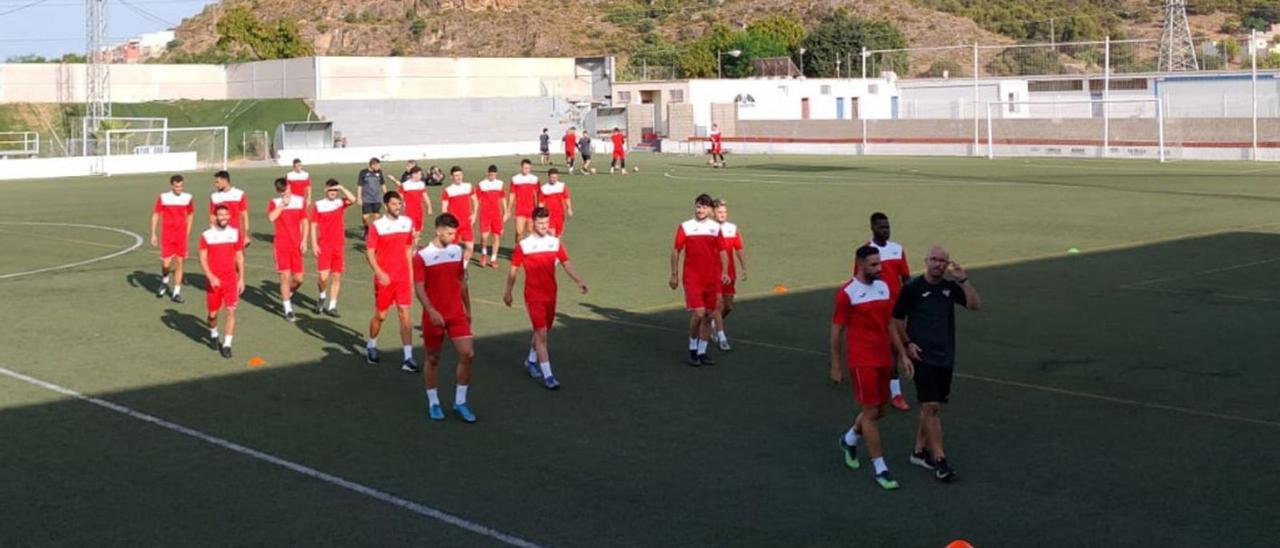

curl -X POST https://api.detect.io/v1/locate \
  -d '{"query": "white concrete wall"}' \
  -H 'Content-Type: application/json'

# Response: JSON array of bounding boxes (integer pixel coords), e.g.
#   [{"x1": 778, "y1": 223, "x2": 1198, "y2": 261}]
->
[
  {"x1": 685, "y1": 78, "x2": 895, "y2": 128},
  {"x1": 0, "y1": 152, "x2": 196, "y2": 180},
  {"x1": 0, "y1": 63, "x2": 226, "y2": 103},
  {"x1": 314, "y1": 57, "x2": 591, "y2": 101},
  {"x1": 281, "y1": 140, "x2": 617, "y2": 167},
  {"x1": 1159, "y1": 76, "x2": 1280, "y2": 117},
  {"x1": 898, "y1": 79, "x2": 1030, "y2": 119},
  {"x1": 226, "y1": 58, "x2": 317, "y2": 99}
]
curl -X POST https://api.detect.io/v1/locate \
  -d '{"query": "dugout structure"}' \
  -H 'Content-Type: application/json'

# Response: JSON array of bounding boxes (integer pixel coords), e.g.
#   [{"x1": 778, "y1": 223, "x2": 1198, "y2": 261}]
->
[{"x1": 275, "y1": 121, "x2": 334, "y2": 153}]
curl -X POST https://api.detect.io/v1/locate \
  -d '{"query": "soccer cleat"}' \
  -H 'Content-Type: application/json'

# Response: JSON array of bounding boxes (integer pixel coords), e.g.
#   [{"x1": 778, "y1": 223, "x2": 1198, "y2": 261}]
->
[
  {"x1": 718, "y1": 338, "x2": 732, "y2": 352},
  {"x1": 687, "y1": 350, "x2": 702, "y2": 367},
  {"x1": 365, "y1": 346, "x2": 380, "y2": 364},
  {"x1": 401, "y1": 358, "x2": 420, "y2": 373},
  {"x1": 453, "y1": 403, "x2": 477, "y2": 423},
  {"x1": 934, "y1": 459, "x2": 956, "y2": 482},
  {"x1": 489, "y1": 258, "x2": 499, "y2": 269},
  {"x1": 156, "y1": 285, "x2": 167, "y2": 298},
  {"x1": 525, "y1": 359, "x2": 542, "y2": 379},
  {"x1": 219, "y1": 345, "x2": 233, "y2": 359},
  {"x1": 910, "y1": 450, "x2": 937, "y2": 471},
  {"x1": 170, "y1": 293, "x2": 184, "y2": 304},
  {"x1": 284, "y1": 310, "x2": 297, "y2": 323},
  {"x1": 697, "y1": 353, "x2": 716, "y2": 366},
  {"x1": 874, "y1": 471, "x2": 901, "y2": 491},
  {"x1": 840, "y1": 437, "x2": 860, "y2": 470},
  {"x1": 315, "y1": 299, "x2": 325, "y2": 314},
  {"x1": 324, "y1": 307, "x2": 340, "y2": 318},
  {"x1": 428, "y1": 403, "x2": 445, "y2": 421},
  {"x1": 891, "y1": 394, "x2": 911, "y2": 412},
  {"x1": 479, "y1": 255, "x2": 489, "y2": 267},
  {"x1": 543, "y1": 375, "x2": 560, "y2": 390}
]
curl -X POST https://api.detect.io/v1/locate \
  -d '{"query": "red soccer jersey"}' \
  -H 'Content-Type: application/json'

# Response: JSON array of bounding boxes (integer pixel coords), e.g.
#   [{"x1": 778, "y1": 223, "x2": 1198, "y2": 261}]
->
[
  {"x1": 366, "y1": 214, "x2": 415, "y2": 283},
  {"x1": 442, "y1": 183, "x2": 476, "y2": 225},
  {"x1": 711, "y1": 131, "x2": 722, "y2": 146},
  {"x1": 412, "y1": 242, "x2": 467, "y2": 319},
  {"x1": 564, "y1": 132, "x2": 577, "y2": 153},
  {"x1": 268, "y1": 194, "x2": 307, "y2": 251},
  {"x1": 538, "y1": 181, "x2": 570, "y2": 223},
  {"x1": 510, "y1": 173, "x2": 539, "y2": 215},
  {"x1": 210, "y1": 187, "x2": 248, "y2": 228},
  {"x1": 720, "y1": 221, "x2": 744, "y2": 280},
  {"x1": 199, "y1": 225, "x2": 243, "y2": 277},
  {"x1": 399, "y1": 179, "x2": 429, "y2": 228},
  {"x1": 832, "y1": 278, "x2": 895, "y2": 368},
  {"x1": 673, "y1": 217, "x2": 724, "y2": 286},
  {"x1": 477, "y1": 178, "x2": 506, "y2": 220},
  {"x1": 865, "y1": 240, "x2": 910, "y2": 299},
  {"x1": 286, "y1": 170, "x2": 311, "y2": 199},
  {"x1": 512, "y1": 234, "x2": 569, "y2": 303},
  {"x1": 154, "y1": 191, "x2": 194, "y2": 238},
  {"x1": 309, "y1": 197, "x2": 350, "y2": 252},
  {"x1": 611, "y1": 132, "x2": 625, "y2": 151}
]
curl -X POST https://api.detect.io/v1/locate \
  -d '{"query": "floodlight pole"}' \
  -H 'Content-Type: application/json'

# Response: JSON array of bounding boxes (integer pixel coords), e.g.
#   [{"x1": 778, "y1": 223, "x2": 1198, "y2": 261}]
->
[
  {"x1": 1252, "y1": 29, "x2": 1259, "y2": 161},
  {"x1": 972, "y1": 42, "x2": 979, "y2": 155},
  {"x1": 1103, "y1": 36, "x2": 1111, "y2": 158}
]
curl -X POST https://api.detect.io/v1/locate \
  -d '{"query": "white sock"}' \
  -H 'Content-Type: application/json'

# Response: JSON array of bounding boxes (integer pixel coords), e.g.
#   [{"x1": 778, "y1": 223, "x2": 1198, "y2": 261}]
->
[
  {"x1": 319, "y1": 291, "x2": 327, "y2": 302},
  {"x1": 481, "y1": 246, "x2": 489, "y2": 257},
  {"x1": 696, "y1": 339, "x2": 708, "y2": 355},
  {"x1": 456, "y1": 384, "x2": 469, "y2": 405},
  {"x1": 716, "y1": 330, "x2": 727, "y2": 343},
  {"x1": 172, "y1": 286, "x2": 181, "y2": 295},
  {"x1": 403, "y1": 345, "x2": 413, "y2": 360},
  {"x1": 688, "y1": 338, "x2": 698, "y2": 351},
  {"x1": 491, "y1": 250, "x2": 498, "y2": 260},
  {"x1": 426, "y1": 388, "x2": 440, "y2": 406},
  {"x1": 527, "y1": 348, "x2": 538, "y2": 363},
  {"x1": 890, "y1": 379, "x2": 902, "y2": 397},
  {"x1": 873, "y1": 457, "x2": 888, "y2": 474},
  {"x1": 161, "y1": 275, "x2": 170, "y2": 284},
  {"x1": 366, "y1": 338, "x2": 377, "y2": 349},
  {"x1": 210, "y1": 328, "x2": 219, "y2": 338},
  {"x1": 283, "y1": 300, "x2": 293, "y2": 314},
  {"x1": 223, "y1": 335, "x2": 233, "y2": 348},
  {"x1": 539, "y1": 361, "x2": 553, "y2": 378},
  {"x1": 328, "y1": 298, "x2": 337, "y2": 310},
  {"x1": 709, "y1": 319, "x2": 718, "y2": 332},
  {"x1": 844, "y1": 427, "x2": 859, "y2": 447}
]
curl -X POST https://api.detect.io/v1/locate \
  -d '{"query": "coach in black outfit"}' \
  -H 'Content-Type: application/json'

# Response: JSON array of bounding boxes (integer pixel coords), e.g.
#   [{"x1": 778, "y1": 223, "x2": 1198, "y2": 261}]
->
[{"x1": 893, "y1": 244, "x2": 981, "y2": 483}]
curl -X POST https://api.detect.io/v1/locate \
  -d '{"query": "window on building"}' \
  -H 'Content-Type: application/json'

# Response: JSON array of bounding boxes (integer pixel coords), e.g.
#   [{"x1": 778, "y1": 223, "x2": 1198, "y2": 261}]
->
[
  {"x1": 618, "y1": 91, "x2": 632, "y2": 103},
  {"x1": 669, "y1": 89, "x2": 684, "y2": 102},
  {"x1": 1008, "y1": 92, "x2": 1017, "y2": 113},
  {"x1": 778, "y1": 85, "x2": 789, "y2": 96},
  {"x1": 1028, "y1": 80, "x2": 1084, "y2": 92},
  {"x1": 820, "y1": 85, "x2": 832, "y2": 95},
  {"x1": 868, "y1": 84, "x2": 879, "y2": 94}
]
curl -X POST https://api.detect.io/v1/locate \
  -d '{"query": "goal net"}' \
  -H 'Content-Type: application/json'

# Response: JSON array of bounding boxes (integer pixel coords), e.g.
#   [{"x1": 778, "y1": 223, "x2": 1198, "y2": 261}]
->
[
  {"x1": 105, "y1": 126, "x2": 229, "y2": 172},
  {"x1": 985, "y1": 97, "x2": 1166, "y2": 162}
]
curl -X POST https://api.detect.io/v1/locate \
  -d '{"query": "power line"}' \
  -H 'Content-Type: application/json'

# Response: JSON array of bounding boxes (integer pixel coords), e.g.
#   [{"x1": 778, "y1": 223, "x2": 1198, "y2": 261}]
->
[
  {"x1": 118, "y1": 0, "x2": 176, "y2": 27},
  {"x1": 0, "y1": 0, "x2": 53, "y2": 17}
]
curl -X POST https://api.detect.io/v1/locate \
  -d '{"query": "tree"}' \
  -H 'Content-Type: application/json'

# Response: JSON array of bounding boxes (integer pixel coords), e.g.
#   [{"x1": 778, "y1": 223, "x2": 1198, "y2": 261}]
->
[
  {"x1": 747, "y1": 14, "x2": 807, "y2": 51},
  {"x1": 799, "y1": 13, "x2": 909, "y2": 77},
  {"x1": 719, "y1": 30, "x2": 788, "y2": 78},
  {"x1": 986, "y1": 46, "x2": 1065, "y2": 76},
  {"x1": 1223, "y1": 36, "x2": 1241, "y2": 66},
  {"x1": 677, "y1": 23, "x2": 737, "y2": 78},
  {"x1": 922, "y1": 59, "x2": 964, "y2": 78},
  {"x1": 216, "y1": 4, "x2": 313, "y2": 61}
]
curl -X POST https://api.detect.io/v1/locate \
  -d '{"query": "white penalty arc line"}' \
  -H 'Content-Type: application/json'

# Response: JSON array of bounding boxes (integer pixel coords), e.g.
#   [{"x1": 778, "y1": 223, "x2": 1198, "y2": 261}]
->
[
  {"x1": 0, "y1": 366, "x2": 545, "y2": 548},
  {"x1": 0, "y1": 222, "x2": 144, "y2": 281}
]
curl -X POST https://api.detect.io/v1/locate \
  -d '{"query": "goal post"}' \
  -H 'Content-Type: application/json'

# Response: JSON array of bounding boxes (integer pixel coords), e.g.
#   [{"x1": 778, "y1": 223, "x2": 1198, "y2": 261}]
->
[
  {"x1": 984, "y1": 97, "x2": 1165, "y2": 162},
  {"x1": 104, "y1": 126, "x2": 229, "y2": 173}
]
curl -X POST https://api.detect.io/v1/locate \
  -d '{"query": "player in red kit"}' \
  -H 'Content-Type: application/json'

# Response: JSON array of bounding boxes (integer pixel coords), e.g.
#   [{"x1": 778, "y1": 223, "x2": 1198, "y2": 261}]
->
[
  {"x1": 441, "y1": 166, "x2": 479, "y2": 267},
  {"x1": 209, "y1": 170, "x2": 249, "y2": 240},
  {"x1": 364, "y1": 191, "x2": 418, "y2": 372},
  {"x1": 538, "y1": 168, "x2": 572, "y2": 236},
  {"x1": 267, "y1": 177, "x2": 310, "y2": 322},
  {"x1": 413, "y1": 213, "x2": 477, "y2": 423},
  {"x1": 477, "y1": 164, "x2": 508, "y2": 268},
  {"x1": 398, "y1": 166, "x2": 433, "y2": 240},
  {"x1": 286, "y1": 158, "x2": 312, "y2": 207},
  {"x1": 150, "y1": 174, "x2": 195, "y2": 303},
  {"x1": 609, "y1": 127, "x2": 627, "y2": 175},
  {"x1": 710, "y1": 200, "x2": 747, "y2": 351},
  {"x1": 309, "y1": 179, "x2": 355, "y2": 316},
  {"x1": 833, "y1": 244, "x2": 913, "y2": 491},
  {"x1": 503, "y1": 207, "x2": 588, "y2": 390},
  {"x1": 200, "y1": 205, "x2": 246, "y2": 359},
  {"x1": 670, "y1": 194, "x2": 730, "y2": 367},
  {"x1": 563, "y1": 126, "x2": 578, "y2": 174},
  {"x1": 709, "y1": 124, "x2": 726, "y2": 168},
  {"x1": 508, "y1": 159, "x2": 539, "y2": 242}
]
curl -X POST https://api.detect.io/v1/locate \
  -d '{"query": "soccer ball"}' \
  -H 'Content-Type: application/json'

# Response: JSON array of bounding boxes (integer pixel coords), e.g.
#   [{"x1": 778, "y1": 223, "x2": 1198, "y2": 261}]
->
[
  {"x1": 632, "y1": 166, "x2": 640, "y2": 173},
  {"x1": 707, "y1": 159, "x2": 714, "y2": 166},
  {"x1": 590, "y1": 168, "x2": 598, "y2": 174}
]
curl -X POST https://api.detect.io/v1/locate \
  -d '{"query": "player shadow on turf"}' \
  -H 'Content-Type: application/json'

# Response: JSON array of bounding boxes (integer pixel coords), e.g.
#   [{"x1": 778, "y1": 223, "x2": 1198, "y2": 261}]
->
[
  {"x1": 293, "y1": 316, "x2": 367, "y2": 357},
  {"x1": 249, "y1": 232, "x2": 275, "y2": 245},
  {"x1": 159, "y1": 308, "x2": 212, "y2": 348},
  {"x1": 126, "y1": 270, "x2": 210, "y2": 296}
]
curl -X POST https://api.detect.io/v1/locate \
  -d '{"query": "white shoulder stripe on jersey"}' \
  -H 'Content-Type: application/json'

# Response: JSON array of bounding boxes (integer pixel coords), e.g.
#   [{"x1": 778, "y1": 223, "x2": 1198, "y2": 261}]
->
[{"x1": 417, "y1": 244, "x2": 464, "y2": 267}]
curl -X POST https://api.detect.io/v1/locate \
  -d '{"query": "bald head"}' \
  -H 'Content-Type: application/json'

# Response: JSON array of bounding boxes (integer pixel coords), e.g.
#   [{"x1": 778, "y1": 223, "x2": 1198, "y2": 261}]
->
[{"x1": 925, "y1": 244, "x2": 950, "y2": 281}]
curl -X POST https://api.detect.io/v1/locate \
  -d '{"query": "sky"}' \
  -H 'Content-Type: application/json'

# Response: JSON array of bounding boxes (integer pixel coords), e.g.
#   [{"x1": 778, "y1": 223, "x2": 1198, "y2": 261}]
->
[{"x1": 0, "y1": 0, "x2": 217, "y2": 60}]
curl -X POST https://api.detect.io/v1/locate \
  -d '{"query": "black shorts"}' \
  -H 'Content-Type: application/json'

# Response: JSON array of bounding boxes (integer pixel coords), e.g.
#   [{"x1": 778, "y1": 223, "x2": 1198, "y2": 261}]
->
[
  {"x1": 540, "y1": 146, "x2": 550, "y2": 154},
  {"x1": 361, "y1": 203, "x2": 382, "y2": 215},
  {"x1": 913, "y1": 364, "x2": 953, "y2": 404}
]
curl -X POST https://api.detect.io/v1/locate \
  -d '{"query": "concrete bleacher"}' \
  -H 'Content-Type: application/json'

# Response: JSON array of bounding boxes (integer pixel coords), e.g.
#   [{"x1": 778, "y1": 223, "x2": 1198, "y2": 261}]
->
[{"x1": 312, "y1": 97, "x2": 580, "y2": 149}]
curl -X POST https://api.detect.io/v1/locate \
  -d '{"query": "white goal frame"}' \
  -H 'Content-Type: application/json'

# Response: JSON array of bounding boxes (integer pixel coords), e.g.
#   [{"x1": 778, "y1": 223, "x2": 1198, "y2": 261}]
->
[
  {"x1": 985, "y1": 97, "x2": 1165, "y2": 163},
  {"x1": 104, "y1": 126, "x2": 229, "y2": 172}
]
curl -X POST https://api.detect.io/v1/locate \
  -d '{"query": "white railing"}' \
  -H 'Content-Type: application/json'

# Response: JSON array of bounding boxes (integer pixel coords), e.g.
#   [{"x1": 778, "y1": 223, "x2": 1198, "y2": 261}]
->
[{"x1": 0, "y1": 131, "x2": 40, "y2": 157}]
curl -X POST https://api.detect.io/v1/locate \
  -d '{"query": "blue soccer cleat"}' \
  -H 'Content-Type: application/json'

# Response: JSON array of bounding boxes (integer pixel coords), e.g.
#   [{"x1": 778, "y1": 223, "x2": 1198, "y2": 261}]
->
[
  {"x1": 428, "y1": 403, "x2": 445, "y2": 421},
  {"x1": 453, "y1": 403, "x2": 477, "y2": 423},
  {"x1": 543, "y1": 375, "x2": 560, "y2": 390},
  {"x1": 525, "y1": 359, "x2": 542, "y2": 379}
]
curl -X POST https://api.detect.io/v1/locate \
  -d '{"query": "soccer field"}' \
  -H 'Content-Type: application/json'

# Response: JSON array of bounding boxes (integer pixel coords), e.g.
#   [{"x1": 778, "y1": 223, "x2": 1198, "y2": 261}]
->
[{"x1": 1, "y1": 153, "x2": 1278, "y2": 547}]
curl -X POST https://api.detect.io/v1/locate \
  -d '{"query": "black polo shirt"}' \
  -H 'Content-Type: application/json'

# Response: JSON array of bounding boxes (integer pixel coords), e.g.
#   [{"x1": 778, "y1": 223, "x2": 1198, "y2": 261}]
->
[{"x1": 893, "y1": 276, "x2": 968, "y2": 368}]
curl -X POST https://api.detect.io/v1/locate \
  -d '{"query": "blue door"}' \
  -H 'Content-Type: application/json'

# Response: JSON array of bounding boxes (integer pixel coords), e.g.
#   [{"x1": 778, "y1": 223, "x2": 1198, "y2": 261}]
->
[
  {"x1": 836, "y1": 97, "x2": 845, "y2": 119},
  {"x1": 891, "y1": 96, "x2": 900, "y2": 119}
]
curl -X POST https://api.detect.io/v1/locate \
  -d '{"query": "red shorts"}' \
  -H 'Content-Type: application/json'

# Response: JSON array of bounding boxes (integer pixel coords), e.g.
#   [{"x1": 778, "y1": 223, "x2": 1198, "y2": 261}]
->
[
  {"x1": 550, "y1": 216, "x2": 566, "y2": 236},
  {"x1": 721, "y1": 280, "x2": 736, "y2": 296},
  {"x1": 205, "y1": 275, "x2": 239, "y2": 313},
  {"x1": 375, "y1": 277, "x2": 413, "y2": 311},
  {"x1": 456, "y1": 222, "x2": 475, "y2": 243},
  {"x1": 612, "y1": 150, "x2": 625, "y2": 159},
  {"x1": 407, "y1": 210, "x2": 425, "y2": 232},
  {"x1": 479, "y1": 214, "x2": 504, "y2": 235},
  {"x1": 160, "y1": 236, "x2": 187, "y2": 260},
  {"x1": 566, "y1": 150, "x2": 576, "y2": 159},
  {"x1": 683, "y1": 281, "x2": 719, "y2": 310},
  {"x1": 316, "y1": 247, "x2": 345, "y2": 273},
  {"x1": 525, "y1": 300, "x2": 557, "y2": 330},
  {"x1": 850, "y1": 366, "x2": 891, "y2": 407},
  {"x1": 514, "y1": 200, "x2": 535, "y2": 218},
  {"x1": 274, "y1": 245, "x2": 304, "y2": 274},
  {"x1": 711, "y1": 144, "x2": 723, "y2": 154},
  {"x1": 423, "y1": 313, "x2": 473, "y2": 350}
]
